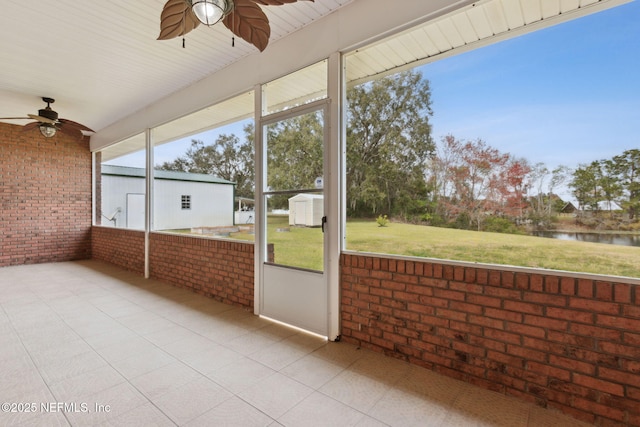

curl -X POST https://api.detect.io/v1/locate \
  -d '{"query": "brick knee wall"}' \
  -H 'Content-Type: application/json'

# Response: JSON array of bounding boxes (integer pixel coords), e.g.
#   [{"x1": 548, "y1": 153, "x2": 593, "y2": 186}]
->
[
  {"x1": 91, "y1": 226, "x2": 145, "y2": 275},
  {"x1": 1, "y1": 123, "x2": 91, "y2": 267},
  {"x1": 341, "y1": 253, "x2": 640, "y2": 426},
  {"x1": 149, "y1": 233, "x2": 258, "y2": 310},
  {"x1": 90, "y1": 228, "x2": 259, "y2": 309}
]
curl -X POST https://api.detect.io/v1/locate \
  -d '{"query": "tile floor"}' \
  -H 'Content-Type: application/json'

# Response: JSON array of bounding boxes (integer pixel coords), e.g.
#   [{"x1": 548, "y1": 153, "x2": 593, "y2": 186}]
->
[{"x1": 0, "y1": 260, "x2": 592, "y2": 427}]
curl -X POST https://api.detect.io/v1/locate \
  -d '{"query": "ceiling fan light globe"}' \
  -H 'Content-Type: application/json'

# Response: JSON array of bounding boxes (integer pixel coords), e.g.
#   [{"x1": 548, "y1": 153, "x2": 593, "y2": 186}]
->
[
  {"x1": 39, "y1": 123, "x2": 56, "y2": 138},
  {"x1": 192, "y1": 0, "x2": 226, "y2": 26}
]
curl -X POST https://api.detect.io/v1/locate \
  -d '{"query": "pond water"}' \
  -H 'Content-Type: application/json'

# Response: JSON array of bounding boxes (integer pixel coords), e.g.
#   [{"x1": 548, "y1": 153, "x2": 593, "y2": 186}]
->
[{"x1": 531, "y1": 231, "x2": 640, "y2": 247}]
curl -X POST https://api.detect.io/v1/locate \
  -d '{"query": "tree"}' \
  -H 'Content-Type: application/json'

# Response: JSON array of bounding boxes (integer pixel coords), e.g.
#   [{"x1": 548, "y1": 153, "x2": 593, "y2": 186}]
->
[
  {"x1": 612, "y1": 149, "x2": 640, "y2": 219},
  {"x1": 599, "y1": 159, "x2": 623, "y2": 213},
  {"x1": 264, "y1": 111, "x2": 324, "y2": 209},
  {"x1": 570, "y1": 161, "x2": 601, "y2": 212},
  {"x1": 346, "y1": 70, "x2": 435, "y2": 218},
  {"x1": 157, "y1": 125, "x2": 255, "y2": 199},
  {"x1": 527, "y1": 163, "x2": 570, "y2": 223},
  {"x1": 497, "y1": 157, "x2": 531, "y2": 219},
  {"x1": 430, "y1": 136, "x2": 530, "y2": 230}
]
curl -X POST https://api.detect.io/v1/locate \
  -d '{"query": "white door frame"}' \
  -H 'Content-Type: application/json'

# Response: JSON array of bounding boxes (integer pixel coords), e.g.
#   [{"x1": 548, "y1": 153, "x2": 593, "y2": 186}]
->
[{"x1": 254, "y1": 54, "x2": 342, "y2": 340}]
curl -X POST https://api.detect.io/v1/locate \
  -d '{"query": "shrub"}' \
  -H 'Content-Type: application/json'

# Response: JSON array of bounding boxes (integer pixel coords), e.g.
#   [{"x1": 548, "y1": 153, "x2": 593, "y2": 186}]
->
[
  {"x1": 482, "y1": 216, "x2": 523, "y2": 234},
  {"x1": 376, "y1": 214, "x2": 389, "y2": 227}
]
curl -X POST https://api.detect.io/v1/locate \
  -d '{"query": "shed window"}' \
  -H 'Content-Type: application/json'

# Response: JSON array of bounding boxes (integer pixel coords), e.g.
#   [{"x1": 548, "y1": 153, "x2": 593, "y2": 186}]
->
[{"x1": 181, "y1": 195, "x2": 191, "y2": 210}]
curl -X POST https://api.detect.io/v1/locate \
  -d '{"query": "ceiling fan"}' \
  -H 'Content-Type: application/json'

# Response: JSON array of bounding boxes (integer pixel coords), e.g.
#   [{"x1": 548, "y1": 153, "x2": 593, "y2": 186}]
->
[
  {"x1": 0, "y1": 97, "x2": 94, "y2": 140},
  {"x1": 158, "y1": 0, "x2": 313, "y2": 52}
]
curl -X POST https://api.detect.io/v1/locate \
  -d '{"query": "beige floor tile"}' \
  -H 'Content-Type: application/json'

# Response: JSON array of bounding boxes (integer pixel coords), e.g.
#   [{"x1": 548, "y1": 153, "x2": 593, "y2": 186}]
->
[
  {"x1": 0, "y1": 368, "x2": 48, "y2": 403},
  {"x1": 152, "y1": 376, "x2": 233, "y2": 424},
  {"x1": 181, "y1": 344, "x2": 243, "y2": 375},
  {"x1": 226, "y1": 331, "x2": 280, "y2": 356},
  {"x1": 81, "y1": 327, "x2": 138, "y2": 350},
  {"x1": 280, "y1": 353, "x2": 346, "y2": 389},
  {"x1": 115, "y1": 311, "x2": 177, "y2": 335},
  {"x1": 368, "y1": 387, "x2": 451, "y2": 427},
  {"x1": 143, "y1": 324, "x2": 197, "y2": 347},
  {"x1": 0, "y1": 262, "x2": 598, "y2": 427},
  {"x1": 0, "y1": 385, "x2": 60, "y2": 426},
  {"x1": 353, "y1": 416, "x2": 390, "y2": 427},
  {"x1": 49, "y1": 365, "x2": 126, "y2": 402},
  {"x1": 97, "y1": 402, "x2": 174, "y2": 427},
  {"x1": 29, "y1": 340, "x2": 94, "y2": 367},
  {"x1": 97, "y1": 335, "x2": 159, "y2": 364},
  {"x1": 309, "y1": 341, "x2": 366, "y2": 367},
  {"x1": 106, "y1": 347, "x2": 176, "y2": 379},
  {"x1": 448, "y1": 388, "x2": 531, "y2": 427},
  {"x1": 350, "y1": 352, "x2": 412, "y2": 384},
  {"x1": 253, "y1": 321, "x2": 300, "y2": 340},
  {"x1": 199, "y1": 322, "x2": 252, "y2": 343},
  {"x1": 278, "y1": 391, "x2": 367, "y2": 427},
  {"x1": 129, "y1": 361, "x2": 202, "y2": 399},
  {"x1": 319, "y1": 368, "x2": 393, "y2": 413},
  {"x1": 238, "y1": 372, "x2": 314, "y2": 419},
  {"x1": 234, "y1": 314, "x2": 278, "y2": 332},
  {"x1": 159, "y1": 332, "x2": 218, "y2": 359},
  {"x1": 528, "y1": 406, "x2": 594, "y2": 427},
  {"x1": 206, "y1": 357, "x2": 276, "y2": 394},
  {"x1": 12, "y1": 410, "x2": 71, "y2": 427},
  {"x1": 62, "y1": 314, "x2": 123, "y2": 338},
  {"x1": 2, "y1": 353, "x2": 37, "y2": 378},
  {"x1": 0, "y1": 340, "x2": 29, "y2": 364},
  {"x1": 185, "y1": 396, "x2": 274, "y2": 427},
  {"x1": 37, "y1": 350, "x2": 108, "y2": 385},
  {"x1": 248, "y1": 334, "x2": 320, "y2": 371},
  {"x1": 64, "y1": 382, "x2": 148, "y2": 426},
  {"x1": 396, "y1": 365, "x2": 466, "y2": 406},
  {"x1": 19, "y1": 329, "x2": 81, "y2": 354}
]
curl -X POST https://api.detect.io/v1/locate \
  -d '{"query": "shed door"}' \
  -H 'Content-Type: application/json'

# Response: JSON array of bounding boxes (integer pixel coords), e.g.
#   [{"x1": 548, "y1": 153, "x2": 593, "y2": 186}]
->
[
  {"x1": 126, "y1": 193, "x2": 145, "y2": 230},
  {"x1": 294, "y1": 201, "x2": 307, "y2": 225}
]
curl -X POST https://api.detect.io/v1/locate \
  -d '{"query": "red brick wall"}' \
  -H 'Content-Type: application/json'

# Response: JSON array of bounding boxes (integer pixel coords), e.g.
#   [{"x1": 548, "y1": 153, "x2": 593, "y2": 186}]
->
[
  {"x1": 0, "y1": 122, "x2": 91, "y2": 267},
  {"x1": 149, "y1": 233, "x2": 260, "y2": 309},
  {"x1": 90, "y1": 228, "x2": 260, "y2": 309},
  {"x1": 341, "y1": 253, "x2": 640, "y2": 426},
  {"x1": 91, "y1": 226, "x2": 145, "y2": 275}
]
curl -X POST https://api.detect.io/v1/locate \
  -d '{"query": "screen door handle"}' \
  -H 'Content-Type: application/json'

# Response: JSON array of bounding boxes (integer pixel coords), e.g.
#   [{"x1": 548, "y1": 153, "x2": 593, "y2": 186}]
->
[{"x1": 321, "y1": 216, "x2": 327, "y2": 233}]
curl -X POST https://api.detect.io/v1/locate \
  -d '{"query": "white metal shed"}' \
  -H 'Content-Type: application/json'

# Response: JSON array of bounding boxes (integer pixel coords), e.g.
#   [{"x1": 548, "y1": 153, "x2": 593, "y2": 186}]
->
[
  {"x1": 288, "y1": 194, "x2": 324, "y2": 227},
  {"x1": 101, "y1": 165, "x2": 235, "y2": 230}
]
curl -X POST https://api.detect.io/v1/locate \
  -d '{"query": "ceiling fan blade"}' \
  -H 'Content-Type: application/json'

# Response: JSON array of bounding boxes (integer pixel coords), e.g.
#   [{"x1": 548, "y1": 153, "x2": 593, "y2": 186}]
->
[
  {"x1": 27, "y1": 114, "x2": 57, "y2": 125},
  {"x1": 22, "y1": 122, "x2": 41, "y2": 132},
  {"x1": 0, "y1": 117, "x2": 31, "y2": 120},
  {"x1": 59, "y1": 118, "x2": 95, "y2": 133},
  {"x1": 58, "y1": 124, "x2": 85, "y2": 140},
  {"x1": 158, "y1": 0, "x2": 200, "y2": 40},
  {"x1": 224, "y1": 0, "x2": 270, "y2": 52}
]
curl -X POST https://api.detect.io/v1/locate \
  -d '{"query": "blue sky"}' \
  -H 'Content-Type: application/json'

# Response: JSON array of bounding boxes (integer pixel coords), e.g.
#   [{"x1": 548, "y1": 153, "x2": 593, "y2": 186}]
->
[
  {"x1": 112, "y1": 1, "x2": 639, "y2": 184},
  {"x1": 424, "y1": 1, "x2": 640, "y2": 170}
]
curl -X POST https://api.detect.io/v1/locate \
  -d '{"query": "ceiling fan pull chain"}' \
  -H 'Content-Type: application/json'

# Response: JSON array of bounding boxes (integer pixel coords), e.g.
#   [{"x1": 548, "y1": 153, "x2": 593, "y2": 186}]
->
[{"x1": 182, "y1": 7, "x2": 186, "y2": 48}]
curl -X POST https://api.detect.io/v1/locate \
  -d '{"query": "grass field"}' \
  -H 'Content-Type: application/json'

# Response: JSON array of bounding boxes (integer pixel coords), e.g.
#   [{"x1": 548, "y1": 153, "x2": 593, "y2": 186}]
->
[{"x1": 227, "y1": 216, "x2": 640, "y2": 278}]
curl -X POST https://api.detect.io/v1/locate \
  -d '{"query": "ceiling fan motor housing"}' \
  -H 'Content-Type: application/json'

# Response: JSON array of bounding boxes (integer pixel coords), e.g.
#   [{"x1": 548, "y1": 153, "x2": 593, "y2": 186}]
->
[{"x1": 39, "y1": 97, "x2": 58, "y2": 122}]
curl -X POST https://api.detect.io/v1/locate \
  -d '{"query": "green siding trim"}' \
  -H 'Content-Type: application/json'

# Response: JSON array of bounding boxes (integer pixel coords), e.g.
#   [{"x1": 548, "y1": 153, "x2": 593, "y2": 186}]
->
[{"x1": 101, "y1": 165, "x2": 235, "y2": 185}]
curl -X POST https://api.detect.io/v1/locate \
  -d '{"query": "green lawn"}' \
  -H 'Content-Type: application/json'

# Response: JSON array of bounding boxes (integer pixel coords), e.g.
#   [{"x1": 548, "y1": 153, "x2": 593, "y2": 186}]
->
[{"x1": 228, "y1": 216, "x2": 640, "y2": 278}]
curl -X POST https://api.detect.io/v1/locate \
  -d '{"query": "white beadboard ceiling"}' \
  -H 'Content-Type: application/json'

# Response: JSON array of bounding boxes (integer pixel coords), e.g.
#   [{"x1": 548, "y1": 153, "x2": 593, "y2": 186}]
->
[
  {"x1": 0, "y1": 0, "x2": 352, "y2": 132},
  {"x1": 0, "y1": 0, "x2": 629, "y2": 148}
]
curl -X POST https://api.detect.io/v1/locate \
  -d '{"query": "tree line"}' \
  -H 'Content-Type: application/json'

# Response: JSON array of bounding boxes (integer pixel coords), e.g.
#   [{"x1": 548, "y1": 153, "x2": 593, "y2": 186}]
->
[
  {"x1": 569, "y1": 150, "x2": 640, "y2": 220},
  {"x1": 158, "y1": 70, "x2": 640, "y2": 232}
]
